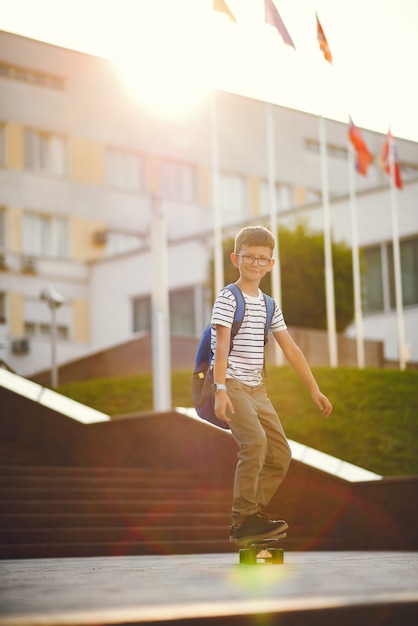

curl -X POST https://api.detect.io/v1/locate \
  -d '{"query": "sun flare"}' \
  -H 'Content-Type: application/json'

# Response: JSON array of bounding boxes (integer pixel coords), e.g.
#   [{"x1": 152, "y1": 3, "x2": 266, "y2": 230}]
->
[{"x1": 112, "y1": 1, "x2": 214, "y2": 118}]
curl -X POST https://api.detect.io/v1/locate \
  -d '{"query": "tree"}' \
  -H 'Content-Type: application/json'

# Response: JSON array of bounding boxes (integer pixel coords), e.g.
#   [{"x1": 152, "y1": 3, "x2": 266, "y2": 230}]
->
[{"x1": 213, "y1": 223, "x2": 354, "y2": 332}]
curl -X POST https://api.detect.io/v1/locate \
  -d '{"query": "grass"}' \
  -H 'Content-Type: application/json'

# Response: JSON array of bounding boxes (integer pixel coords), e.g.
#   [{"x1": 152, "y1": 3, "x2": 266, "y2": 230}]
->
[{"x1": 57, "y1": 367, "x2": 418, "y2": 478}]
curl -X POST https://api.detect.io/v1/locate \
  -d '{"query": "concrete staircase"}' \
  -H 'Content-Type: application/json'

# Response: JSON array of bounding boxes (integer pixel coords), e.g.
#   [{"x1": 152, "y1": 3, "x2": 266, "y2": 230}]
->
[
  {"x1": 0, "y1": 464, "x2": 235, "y2": 559},
  {"x1": 1, "y1": 372, "x2": 417, "y2": 559}
]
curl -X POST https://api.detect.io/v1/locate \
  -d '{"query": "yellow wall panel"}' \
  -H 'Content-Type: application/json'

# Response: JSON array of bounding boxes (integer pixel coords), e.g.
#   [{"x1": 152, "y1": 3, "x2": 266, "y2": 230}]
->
[
  {"x1": 70, "y1": 138, "x2": 104, "y2": 184},
  {"x1": 72, "y1": 299, "x2": 89, "y2": 343},
  {"x1": 7, "y1": 207, "x2": 23, "y2": 253},
  {"x1": 197, "y1": 166, "x2": 210, "y2": 206},
  {"x1": 146, "y1": 154, "x2": 159, "y2": 193},
  {"x1": 9, "y1": 292, "x2": 24, "y2": 337},
  {"x1": 249, "y1": 177, "x2": 260, "y2": 215},
  {"x1": 7, "y1": 124, "x2": 23, "y2": 170},
  {"x1": 294, "y1": 186, "x2": 307, "y2": 206},
  {"x1": 70, "y1": 216, "x2": 107, "y2": 261}
]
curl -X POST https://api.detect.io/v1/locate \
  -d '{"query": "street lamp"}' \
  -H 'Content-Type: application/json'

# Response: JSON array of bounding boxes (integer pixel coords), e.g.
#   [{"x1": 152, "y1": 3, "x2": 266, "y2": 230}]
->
[{"x1": 40, "y1": 285, "x2": 64, "y2": 388}]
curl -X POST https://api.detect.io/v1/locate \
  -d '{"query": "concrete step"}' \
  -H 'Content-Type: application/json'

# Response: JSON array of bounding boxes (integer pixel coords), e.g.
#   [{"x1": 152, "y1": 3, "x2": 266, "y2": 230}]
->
[
  {"x1": 0, "y1": 465, "x2": 193, "y2": 477},
  {"x1": 0, "y1": 524, "x2": 231, "y2": 544},
  {"x1": 0, "y1": 445, "x2": 43, "y2": 466},
  {"x1": 0, "y1": 464, "x2": 343, "y2": 559},
  {"x1": 0, "y1": 464, "x2": 237, "y2": 559},
  {"x1": 0, "y1": 511, "x2": 230, "y2": 529},
  {"x1": 0, "y1": 486, "x2": 231, "y2": 501},
  {"x1": 0, "y1": 536, "x2": 319, "y2": 560},
  {"x1": 0, "y1": 475, "x2": 213, "y2": 489},
  {"x1": 0, "y1": 539, "x2": 238, "y2": 559},
  {"x1": 0, "y1": 467, "x2": 205, "y2": 489},
  {"x1": 0, "y1": 498, "x2": 231, "y2": 515}
]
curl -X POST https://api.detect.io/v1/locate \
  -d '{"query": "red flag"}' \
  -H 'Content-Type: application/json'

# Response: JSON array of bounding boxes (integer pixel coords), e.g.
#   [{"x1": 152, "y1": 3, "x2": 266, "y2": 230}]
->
[
  {"x1": 213, "y1": 0, "x2": 236, "y2": 22},
  {"x1": 348, "y1": 118, "x2": 372, "y2": 176},
  {"x1": 316, "y1": 13, "x2": 332, "y2": 64},
  {"x1": 265, "y1": 0, "x2": 295, "y2": 49},
  {"x1": 381, "y1": 131, "x2": 403, "y2": 190}
]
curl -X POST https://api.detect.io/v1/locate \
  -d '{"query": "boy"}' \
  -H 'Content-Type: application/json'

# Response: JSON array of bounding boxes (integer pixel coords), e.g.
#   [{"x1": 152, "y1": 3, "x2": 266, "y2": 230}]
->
[{"x1": 211, "y1": 226, "x2": 332, "y2": 546}]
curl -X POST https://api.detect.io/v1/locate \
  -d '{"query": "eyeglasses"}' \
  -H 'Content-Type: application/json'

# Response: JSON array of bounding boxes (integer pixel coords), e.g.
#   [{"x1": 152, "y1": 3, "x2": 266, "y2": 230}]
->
[{"x1": 236, "y1": 254, "x2": 272, "y2": 267}]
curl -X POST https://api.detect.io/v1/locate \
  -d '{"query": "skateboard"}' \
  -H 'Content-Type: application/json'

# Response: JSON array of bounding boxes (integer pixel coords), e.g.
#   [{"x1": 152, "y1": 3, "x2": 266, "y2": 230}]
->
[{"x1": 238, "y1": 532, "x2": 286, "y2": 565}]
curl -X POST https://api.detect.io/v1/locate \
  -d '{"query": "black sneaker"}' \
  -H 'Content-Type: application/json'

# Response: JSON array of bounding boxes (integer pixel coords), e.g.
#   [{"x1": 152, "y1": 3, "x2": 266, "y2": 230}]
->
[
  {"x1": 233, "y1": 512, "x2": 288, "y2": 547},
  {"x1": 229, "y1": 523, "x2": 240, "y2": 543}
]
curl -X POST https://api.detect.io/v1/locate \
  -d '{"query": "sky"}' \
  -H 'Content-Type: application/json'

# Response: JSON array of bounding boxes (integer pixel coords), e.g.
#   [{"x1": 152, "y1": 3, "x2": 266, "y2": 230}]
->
[{"x1": 1, "y1": 0, "x2": 418, "y2": 142}]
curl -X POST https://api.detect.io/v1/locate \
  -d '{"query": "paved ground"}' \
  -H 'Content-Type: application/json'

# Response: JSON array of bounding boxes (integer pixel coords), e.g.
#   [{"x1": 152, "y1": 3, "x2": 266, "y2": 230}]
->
[{"x1": 1, "y1": 552, "x2": 417, "y2": 625}]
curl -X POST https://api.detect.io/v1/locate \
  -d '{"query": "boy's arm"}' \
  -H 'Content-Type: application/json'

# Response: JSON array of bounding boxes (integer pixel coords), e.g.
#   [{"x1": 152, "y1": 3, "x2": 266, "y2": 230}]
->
[
  {"x1": 213, "y1": 324, "x2": 235, "y2": 424},
  {"x1": 273, "y1": 329, "x2": 332, "y2": 417}
]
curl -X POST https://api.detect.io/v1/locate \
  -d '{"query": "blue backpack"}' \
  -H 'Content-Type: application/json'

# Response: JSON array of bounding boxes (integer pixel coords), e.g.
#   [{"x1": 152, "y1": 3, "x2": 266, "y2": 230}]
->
[{"x1": 191, "y1": 283, "x2": 275, "y2": 430}]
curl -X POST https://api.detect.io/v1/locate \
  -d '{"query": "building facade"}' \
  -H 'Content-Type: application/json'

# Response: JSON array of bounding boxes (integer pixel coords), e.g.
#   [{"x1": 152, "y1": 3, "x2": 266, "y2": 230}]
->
[{"x1": 0, "y1": 31, "x2": 417, "y2": 377}]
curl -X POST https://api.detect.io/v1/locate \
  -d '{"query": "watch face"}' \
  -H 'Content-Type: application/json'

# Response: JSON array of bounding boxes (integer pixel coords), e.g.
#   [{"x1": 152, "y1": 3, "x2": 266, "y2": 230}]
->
[{"x1": 211, "y1": 383, "x2": 225, "y2": 394}]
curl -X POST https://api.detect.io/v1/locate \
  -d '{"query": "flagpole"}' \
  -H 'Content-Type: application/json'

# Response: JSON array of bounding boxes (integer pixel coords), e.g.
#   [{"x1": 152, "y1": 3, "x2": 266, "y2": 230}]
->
[
  {"x1": 319, "y1": 115, "x2": 338, "y2": 367},
  {"x1": 347, "y1": 140, "x2": 365, "y2": 368},
  {"x1": 211, "y1": 89, "x2": 224, "y2": 294},
  {"x1": 388, "y1": 133, "x2": 406, "y2": 370},
  {"x1": 266, "y1": 101, "x2": 283, "y2": 365},
  {"x1": 315, "y1": 15, "x2": 337, "y2": 367},
  {"x1": 151, "y1": 194, "x2": 172, "y2": 411}
]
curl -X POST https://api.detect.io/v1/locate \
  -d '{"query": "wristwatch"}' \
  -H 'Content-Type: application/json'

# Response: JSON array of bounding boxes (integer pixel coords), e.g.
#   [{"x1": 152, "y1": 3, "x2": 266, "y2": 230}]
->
[{"x1": 211, "y1": 382, "x2": 227, "y2": 394}]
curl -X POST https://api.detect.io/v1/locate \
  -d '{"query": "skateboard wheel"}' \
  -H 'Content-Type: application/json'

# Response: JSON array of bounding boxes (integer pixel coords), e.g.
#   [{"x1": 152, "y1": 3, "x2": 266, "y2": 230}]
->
[
  {"x1": 239, "y1": 548, "x2": 257, "y2": 565},
  {"x1": 270, "y1": 548, "x2": 284, "y2": 564}
]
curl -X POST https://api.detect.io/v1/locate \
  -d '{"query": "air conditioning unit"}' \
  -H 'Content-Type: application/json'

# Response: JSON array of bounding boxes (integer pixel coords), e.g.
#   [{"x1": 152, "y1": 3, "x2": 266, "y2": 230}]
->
[
  {"x1": 21, "y1": 256, "x2": 37, "y2": 273},
  {"x1": 11, "y1": 338, "x2": 30, "y2": 355},
  {"x1": 93, "y1": 231, "x2": 107, "y2": 246},
  {"x1": 0, "y1": 253, "x2": 9, "y2": 270}
]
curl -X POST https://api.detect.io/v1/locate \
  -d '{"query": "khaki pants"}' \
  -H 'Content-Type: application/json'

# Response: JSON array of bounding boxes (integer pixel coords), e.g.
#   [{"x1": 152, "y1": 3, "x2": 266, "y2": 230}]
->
[{"x1": 226, "y1": 379, "x2": 291, "y2": 524}]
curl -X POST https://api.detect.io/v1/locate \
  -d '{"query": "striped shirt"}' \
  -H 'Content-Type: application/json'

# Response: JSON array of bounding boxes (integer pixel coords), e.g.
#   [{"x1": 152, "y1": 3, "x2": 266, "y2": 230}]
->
[{"x1": 210, "y1": 287, "x2": 287, "y2": 386}]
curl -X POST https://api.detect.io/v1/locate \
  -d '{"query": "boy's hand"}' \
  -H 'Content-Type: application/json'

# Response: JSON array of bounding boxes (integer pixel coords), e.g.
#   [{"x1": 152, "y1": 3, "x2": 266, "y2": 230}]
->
[
  {"x1": 214, "y1": 391, "x2": 234, "y2": 424},
  {"x1": 311, "y1": 391, "x2": 333, "y2": 417}
]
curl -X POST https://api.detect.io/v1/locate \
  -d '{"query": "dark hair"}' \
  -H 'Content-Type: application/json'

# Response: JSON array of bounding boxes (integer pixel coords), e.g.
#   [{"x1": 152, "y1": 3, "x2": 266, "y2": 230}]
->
[{"x1": 234, "y1": 226, "x2": 275, "y2": 254}]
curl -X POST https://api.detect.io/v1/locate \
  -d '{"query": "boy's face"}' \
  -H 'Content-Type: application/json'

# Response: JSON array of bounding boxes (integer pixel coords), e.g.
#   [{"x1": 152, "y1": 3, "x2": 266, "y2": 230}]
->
[{"x1": 231, "y1": 245, "x2": 274, "y2": 281}]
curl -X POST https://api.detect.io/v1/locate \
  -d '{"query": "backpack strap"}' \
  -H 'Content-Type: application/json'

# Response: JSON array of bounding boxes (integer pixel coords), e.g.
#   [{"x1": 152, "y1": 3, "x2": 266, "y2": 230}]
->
[
  {"x1": 225, "y1": 283, "x2": 245, "y2": 347},
  {"x1": 263, "y1": 293, "x2": 275, "y2": 344},
  {"x1": 262, "y1": 292, "x2": 276, "y2": 376}
]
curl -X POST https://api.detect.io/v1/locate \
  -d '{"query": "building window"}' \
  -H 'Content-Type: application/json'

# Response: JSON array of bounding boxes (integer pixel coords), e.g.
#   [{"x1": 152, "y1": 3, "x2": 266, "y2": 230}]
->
[
  {"x1": 25, "y1": 322, "x2": 36, "y2": 336},
  {"x1": 23, "y1": 213, "x2": 70, "y2": 258},
  {"x1": 25, "y1": 321, "x2": 69, "y2": 339},
  {"x1": 24, "y1": 129, "x2": 68, "y2": 176},
  {"x1": 0, "y1": 292, "x2": 6, "y2": 324},
  {"x1": 170, "y1": 288, "x2": 195, "y2": 335},
  {"x1": 132, "y1": 288, "x2": 195, "y2": 336},
  {"x1": 277, "y1": 184, "x2": 294, "y2": 211},
  {"x1": 304, "y1": 136, "x2": 418, "y2": 183},
  {"x1": 160, "y1": 159, "x2": 196, "y2": 202},
  {"x1": 133, "y1": 296, "x2": 151, "y2": 333},
  {"x1": 105, "y1": 148, "x2": 144, "y2": 191},
  {"x1": 0, "y1": 62, "x2": 65, "y2": 89},
  {"x1": 105, "y1": 231, "x2": 141, "y2": 256},
  {"x1": 56, "y1": 325, "x2": 69, "y2": 340},
  {"x1": 260, "y1": 181, "x2": 278, "y2": 215},
  {"x1": 362, "y1": 246, "x2": 385, "y2": 313},
  {"x1": 220, "y1": 172, "x2": 248, "y2": 215},
  {"x1": 0, "y1": 208, "x2": 5, "y2": 251},
  {"x1": 304, "y1": 137, "x2": 348, "y2": 161},
  {"x1": 40, "y1": 323, "x2": 50, "y2": 337},
  {"x1": 362, "y1": 237, "x2": 418, "y2": 313},
  {"x1": 0, "y1": 124, "x2": 6, "y2": 167},
  {"x1": 388, "y1": 238, "x2": 418, "y2": 307},
  {"x1": 260, "y1": 181, "x2": 308, "y2": 214},
  {"x1": 305, "y1": 188, "x2": 322, "y2": 205}
]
